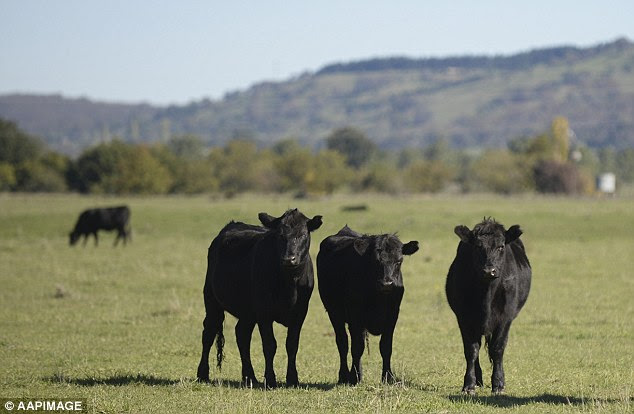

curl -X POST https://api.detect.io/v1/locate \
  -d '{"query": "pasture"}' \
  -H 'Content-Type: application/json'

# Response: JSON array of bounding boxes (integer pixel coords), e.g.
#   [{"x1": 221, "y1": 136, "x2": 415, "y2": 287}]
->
[{"x1": 0, "y1": 193, "x2": 632, "y2": 413}]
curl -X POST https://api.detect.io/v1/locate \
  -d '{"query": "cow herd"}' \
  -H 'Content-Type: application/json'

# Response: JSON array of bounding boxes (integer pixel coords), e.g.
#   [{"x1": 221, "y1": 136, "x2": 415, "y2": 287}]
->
[{"x1": 69, "y1": 206, "x2": 532, "y2": 395}]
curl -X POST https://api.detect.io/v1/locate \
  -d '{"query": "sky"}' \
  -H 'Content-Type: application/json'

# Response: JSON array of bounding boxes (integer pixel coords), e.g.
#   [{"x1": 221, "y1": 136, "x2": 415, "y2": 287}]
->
[{"x1": 2, "y1": 1, "x2": 634, "y2": 106}]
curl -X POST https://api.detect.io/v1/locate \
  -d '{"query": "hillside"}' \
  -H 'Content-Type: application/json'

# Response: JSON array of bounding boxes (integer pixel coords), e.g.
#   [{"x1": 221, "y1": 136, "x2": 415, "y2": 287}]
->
[{"x1": 1, "y1": 38, "x2": 633, "y2": 154}]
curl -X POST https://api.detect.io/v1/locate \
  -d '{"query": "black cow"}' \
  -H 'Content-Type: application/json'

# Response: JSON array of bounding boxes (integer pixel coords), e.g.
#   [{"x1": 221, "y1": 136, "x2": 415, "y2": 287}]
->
[
  {"x1": 317, "y1": 226, "x2": 419, "y2": 384},
  {"x1": 69, "y1": 206, "x2": 131, "y2": 247},
  {"x1": 445, "y1": 218, "x2": 531, "y2": 394},
  {"x1": 196, "y1": 209, "x2": 323, "y2": 388}
]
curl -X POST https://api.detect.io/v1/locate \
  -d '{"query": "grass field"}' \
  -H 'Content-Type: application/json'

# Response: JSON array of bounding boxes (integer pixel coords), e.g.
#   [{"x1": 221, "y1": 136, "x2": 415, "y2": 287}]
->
[{"x1": 0, "y1": 193, "x2": 632, "y2": 413}]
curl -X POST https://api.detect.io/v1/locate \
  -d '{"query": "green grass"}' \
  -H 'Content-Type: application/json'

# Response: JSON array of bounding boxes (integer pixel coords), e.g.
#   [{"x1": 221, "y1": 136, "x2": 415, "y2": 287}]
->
[{"x1": 1, "y1": 193, "x2": 632, "y2": 413}]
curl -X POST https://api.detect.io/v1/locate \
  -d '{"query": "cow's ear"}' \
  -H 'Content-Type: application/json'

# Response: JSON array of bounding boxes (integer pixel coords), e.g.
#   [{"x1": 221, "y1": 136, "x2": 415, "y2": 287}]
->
[
  {"x1": 307, "y1": 215, "x2": 323, "y2": 232},
  {"x1": 402, "y1": 241, "x2": 419, "y2": 256},
  {"x1": 505, "y1": 225, "x2": 522, "y2": 244},
  {"x1": 353, "y1": 238, "x2": 370, "y2": 256},
  {"x1": 454, "y1": 225, "x2": 472, "y2": 243},
  {"x1": 258, "y1": 212, "x2": 278, "y2": 228}
]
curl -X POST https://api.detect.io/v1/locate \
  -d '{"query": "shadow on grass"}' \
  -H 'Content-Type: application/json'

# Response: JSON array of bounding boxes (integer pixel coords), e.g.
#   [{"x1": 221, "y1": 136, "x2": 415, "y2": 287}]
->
[
  {"x1": 48, "y1": 373, "x2": 336, "y2": 391},
  {"x1": 47, "y1": 373, "x2": 181, "y2": 387},
  {"x1": 447, "y1": 393, "x2": 629, "y2": 407},
  {"x1": 200, "y1": 378, "x2": 336, "y2": 391}
]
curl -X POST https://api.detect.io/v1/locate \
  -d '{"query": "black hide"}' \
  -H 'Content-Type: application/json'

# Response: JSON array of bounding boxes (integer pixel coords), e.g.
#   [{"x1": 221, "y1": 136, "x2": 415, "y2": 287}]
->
[
  {"x1": 445, "y1": 218, "x2": 531, "y2": 394},
  {"x1": 317, "y1": 225, "x2": 419, "y2": 384},
  {"x1": 197, "y1": 209, "x2": 322, "y2": 388}
]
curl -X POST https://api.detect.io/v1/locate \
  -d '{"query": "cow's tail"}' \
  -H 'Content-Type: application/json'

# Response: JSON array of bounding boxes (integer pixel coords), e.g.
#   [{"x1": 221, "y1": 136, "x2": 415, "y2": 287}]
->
[{"x1": 216, "y1": 324, "x2": 225, "y2": 370}]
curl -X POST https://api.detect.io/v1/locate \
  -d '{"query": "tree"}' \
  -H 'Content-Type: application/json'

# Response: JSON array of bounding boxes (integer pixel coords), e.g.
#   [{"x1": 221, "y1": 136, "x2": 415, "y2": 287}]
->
[
  {"x1": 72, "y1": 140, "x2": 171, "y2": 194},
  {"x1": 550, "y1": 116, "x2": 571, "y2": 162},
  {"x1": 471, "y1": 150, "x2": 533, "y2": 194},
  {"x1": 167, "y1": 134, "x2": 206, "y2": 159},
  {"x1": 273, "y1": 145, "x2": 312, "y2": 192},
  {"x1": 533, "y1": 160, "x2": 593, "y2": 194},
  {"x1": 326, "y1": 127, "x2": 376, "y2": 169},
  {"x1": 152, "y1": 144, "x2": 218, "y2": 194},
  {"x1": 305, "y1": 150, "x2": 350, "y2": 194},
  {"x1": 106, "y1": 145, "x2": 172, "y2": 194},
  {"x1": 615, "y1": 149, "x2": 634, "y2": 182},
  {"x1": 357, "y1": 161, "x2": 403, "y2": 194},
  {"x1": 0, "y1": 162, "x2": 16, "y2": 191},
  {"x1": 0, "y1": 119, "x2": 44, "y2": 165},
  {"x1": 209, "y1": 140, "x2": 261, "y2": 195},
  {"x1": 14, "y1": 160, "x2": 68, "y2": 192},
  {"x1": 404, "y1": 159, "x2": 455, "y2": 193}
]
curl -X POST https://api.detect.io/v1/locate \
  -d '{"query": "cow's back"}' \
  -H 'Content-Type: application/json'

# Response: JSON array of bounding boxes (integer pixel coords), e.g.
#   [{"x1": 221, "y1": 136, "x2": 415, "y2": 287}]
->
[
  {"x1": 445, "y1": 242, "x2": 474, "y2": 315},
  {"x1": 206, "y1": 222, "x2": 267, "y2": 318},
  {"x1": 506, "y1": 238, "x2": 532, "y2": 317},
  {"x1": 317, "y1": 234, "x2": 366, "y2": 313},
  {"x1": 99, "y1": 206, "x2": 130, "y2": 230}
]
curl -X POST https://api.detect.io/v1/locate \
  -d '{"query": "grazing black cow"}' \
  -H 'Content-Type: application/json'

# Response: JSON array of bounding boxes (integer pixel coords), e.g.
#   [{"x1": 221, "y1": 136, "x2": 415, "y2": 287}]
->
[
  {"x1": 69, "y1": 206, "x2": 131, "y2": 247},
  {"x1": 196, "y1": 209, "x2": 323, "y2": 388},
  {"x1": 317, "y1": 226, "x2": 419, "y2": 384},
  {"x1": 445, "y1": 218, "x2": 531, "y2": 394}
]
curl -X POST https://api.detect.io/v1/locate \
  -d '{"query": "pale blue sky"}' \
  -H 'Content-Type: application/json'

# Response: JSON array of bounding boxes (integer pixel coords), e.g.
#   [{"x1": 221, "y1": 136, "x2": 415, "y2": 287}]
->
[{"x1": 2, "y1": 1, "x2": 633, "y2": 105}]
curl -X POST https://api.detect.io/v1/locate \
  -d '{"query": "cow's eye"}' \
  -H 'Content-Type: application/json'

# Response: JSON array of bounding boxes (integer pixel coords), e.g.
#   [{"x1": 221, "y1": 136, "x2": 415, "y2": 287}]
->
[{"x1": 497, "y1": 246, "x2": 504, "y2": 253}]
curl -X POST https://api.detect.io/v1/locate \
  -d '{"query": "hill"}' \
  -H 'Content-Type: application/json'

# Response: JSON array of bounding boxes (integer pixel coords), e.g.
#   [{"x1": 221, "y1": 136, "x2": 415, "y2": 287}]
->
[{"x1": 1, "y1": 38, "x2": 633, "y2": 154}]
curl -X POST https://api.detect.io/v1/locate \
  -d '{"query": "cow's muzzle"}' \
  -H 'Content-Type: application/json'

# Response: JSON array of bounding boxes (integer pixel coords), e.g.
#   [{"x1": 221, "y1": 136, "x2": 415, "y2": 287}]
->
[
  {"x1": 282, "y1": 256, "x2": 300, "y2": 268},
  {"x1": 482, "y1": 266, "x2": 498, "y2": 280},
  {"x1": 377, "y1": 280, "x2": 396, "y2": 293}
]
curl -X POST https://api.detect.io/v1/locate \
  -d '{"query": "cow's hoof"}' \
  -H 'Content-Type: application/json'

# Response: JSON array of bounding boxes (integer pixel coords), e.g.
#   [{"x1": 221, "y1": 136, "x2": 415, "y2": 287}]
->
[
  {"x1": 264, "y1": 377, "x2": 277, "y2": 389},
  {"x1": 196, "y1": 376, "x2": 210, "y2": 383},
  {"x1": 461, "y1": 387, "x2": 476, "y2": 395},
  {"x1": 286, "y1": 378, "x2": 299, "y2": 388},
  {"x1": 242, "y1": 376, "x2": 260, "y2": 388},
  {"x1": 197, "y1": 365, "x2": 210, "y2": 383},
  {"x1": 492, "y1": 387, "x2": 506, "y2": 395},
  {"x1": 382, "y1": 372, "x2": 399, "y2": 385}
]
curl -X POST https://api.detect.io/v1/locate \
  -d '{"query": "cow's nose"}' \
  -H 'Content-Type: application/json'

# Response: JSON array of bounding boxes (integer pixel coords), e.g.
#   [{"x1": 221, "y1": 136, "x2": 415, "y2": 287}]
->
[{"x1": 484, "y1": 267, "x2": 497, "y2": 278}]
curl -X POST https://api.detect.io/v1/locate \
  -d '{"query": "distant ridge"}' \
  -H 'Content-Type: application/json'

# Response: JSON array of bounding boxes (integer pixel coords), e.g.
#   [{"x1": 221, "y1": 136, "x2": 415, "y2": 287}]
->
[
  {"x1": 1, "y1": 38, "x2": 633, "y2": 155},
  {"x1": 318, "y1": 38, "x2": 633, "y2": 73}
]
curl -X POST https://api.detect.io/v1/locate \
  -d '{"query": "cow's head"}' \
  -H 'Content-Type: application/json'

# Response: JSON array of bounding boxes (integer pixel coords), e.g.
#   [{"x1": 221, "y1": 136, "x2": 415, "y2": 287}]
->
[
  {"x1": 69, "y1": 231, "x2": 80, "y2": 246},
  {"x1": 353, "y1": 234, "x2": 419, "y2": 292},
  {"x1": 454, "y1": 218, "x2": 522, "y2": 281},
  {"x1": 258, "y1": 209, "x2": 322, "y2": 272}
]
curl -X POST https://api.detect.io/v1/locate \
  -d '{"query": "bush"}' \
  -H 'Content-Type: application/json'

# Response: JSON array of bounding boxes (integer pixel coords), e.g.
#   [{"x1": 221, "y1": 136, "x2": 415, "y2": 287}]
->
[
  {"x1": 72, "y1": 140, "x2": 171, "y2": 194},
  {"x1": 404, "y1": 160, "x2": 455, "y2": 193},
  {"x1": 14, "y1": 160, "x2": 68, "y2": 192},
  {"x1": 471, "y1": 150, "x2": 533, "y2": 194},
  {"x1": 356, "y1": 161, "x2": 403, "y2": 194},
  {"x1": 533, "y1": 160, "x2": 593, "y2": 194},
  {"x1": 0, "y1": 162, "x2": 16, "y2": 191}
]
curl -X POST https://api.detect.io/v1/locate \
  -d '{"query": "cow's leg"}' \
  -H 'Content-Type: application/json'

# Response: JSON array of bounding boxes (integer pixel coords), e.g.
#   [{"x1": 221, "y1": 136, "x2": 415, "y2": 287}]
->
[
  {"x1": 327, "y1": 311, "x2": 349, "y2": 384},
  {"x1": 489, "y1": 322, "x2": 511, "y2": 394},
  {"x1": 114, "y1": 231, "x2": 121, "y2": 246},
  {"x1": 348, "y1": 325, "x2": 365, "y2": 385},
  {"x1": 380, "y1": 330, "x2": 396, "y2": 384},
  {"x1": 82, "y1": 234, "x2": 88, "y2": 247},
  {"x1": 258, "y1": 321, "x2": 277, "y2": 388},
  {"x1": 458, "y1": 322, "x2": 481, "y2": 394},
  {"x1": 93, "y1": 232, "x2": 98, "y2": 246},
  {"x1": 475, "y1": 354, "x2": 483, "y2": 388},
  {"x1": 196, "y1": 297, "x2": 224, "y2": 382},
  {"x1": 235, "y1": 319, "x2": 258, "y2": 387},
  {"x1": 285, "y1": 309, "x2": 309, "y2": 387}
]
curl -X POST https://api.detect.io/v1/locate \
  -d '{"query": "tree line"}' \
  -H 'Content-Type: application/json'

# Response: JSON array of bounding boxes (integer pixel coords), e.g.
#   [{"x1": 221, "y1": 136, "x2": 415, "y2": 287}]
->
[{"x1": 1, "y1": 117, "x2": 633, "y2": 195}]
